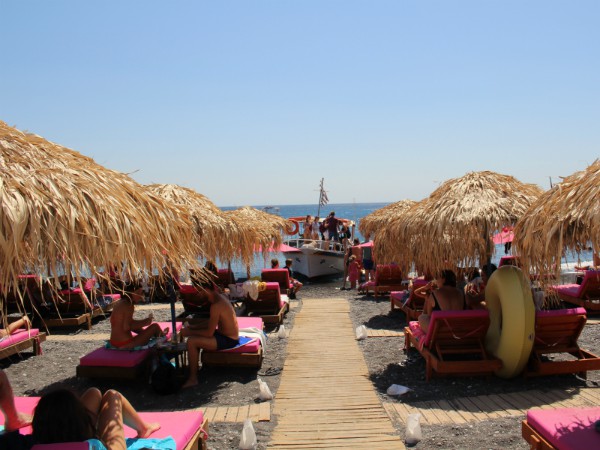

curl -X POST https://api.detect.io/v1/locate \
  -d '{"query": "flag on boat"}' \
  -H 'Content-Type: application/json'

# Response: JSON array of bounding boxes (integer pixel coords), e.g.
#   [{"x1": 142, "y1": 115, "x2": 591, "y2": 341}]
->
[{"x1": 319, "y1": 181, "x2": 329, "y2": 207}]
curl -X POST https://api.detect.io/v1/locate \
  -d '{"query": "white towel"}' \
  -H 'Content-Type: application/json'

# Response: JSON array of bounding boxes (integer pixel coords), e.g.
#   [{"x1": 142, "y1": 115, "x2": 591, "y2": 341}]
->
[
  {"x1": 242, "y1": 280, "x2": 260, "y2": 300},
  {"x1": 239, "y1": 327, "x2": 267, "y2": 352}
]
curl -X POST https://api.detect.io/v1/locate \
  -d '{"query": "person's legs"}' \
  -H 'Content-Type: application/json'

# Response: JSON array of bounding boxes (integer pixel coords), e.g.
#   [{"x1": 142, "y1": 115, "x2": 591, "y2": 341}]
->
[
  {"x1": 109, "y1": 390, "x2": 160, "y2": 438},
  {"x1": 96, "y1": 390, "x2": 127, "y2": 450},
  {"x1": 418, "y1": 314, "x2": 431, "y2": 334},
  {"x1": 123, "y1": 323, "x2": 165, "y2": 349},
  {"x1": 80, "y1": 387, "x2": 103, "y2": 423},
  {"x1": 0, "y1": 316, "x2": 31, "y2": 338},
  {"x1": 183, "y1": 336, "x2": 217, "y2": 388},
  {"x1": 0, "y1": 370, "x2": 31, "y2": 431}
]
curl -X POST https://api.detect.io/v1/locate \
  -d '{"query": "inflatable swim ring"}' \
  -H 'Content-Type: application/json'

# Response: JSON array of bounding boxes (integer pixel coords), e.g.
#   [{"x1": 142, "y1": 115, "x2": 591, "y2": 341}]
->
[
  {"x1": 484, "y1": 265, "x2": 535, "y2": 379},
  {"x1": 286, "y1": 220, "x2": 299, "y2": 236}
]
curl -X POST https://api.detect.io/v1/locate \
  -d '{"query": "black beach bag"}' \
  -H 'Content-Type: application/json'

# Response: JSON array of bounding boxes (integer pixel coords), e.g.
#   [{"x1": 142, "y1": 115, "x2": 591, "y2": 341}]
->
[{"x1": 151, "y1": 357, "x2": 182, "y2": 395}]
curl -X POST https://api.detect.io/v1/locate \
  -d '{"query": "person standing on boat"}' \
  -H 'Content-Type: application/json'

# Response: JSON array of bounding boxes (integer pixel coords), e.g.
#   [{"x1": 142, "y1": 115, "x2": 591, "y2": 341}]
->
[
  {"x1": 303, "y1": 215, "x2": 313, "y2": 239},
  {"x1": 325, "y1": 211, "x2": 341, "y2": 242},
  {"x1": 311, "y1": 216, "x2": 321, "y2": 240}
]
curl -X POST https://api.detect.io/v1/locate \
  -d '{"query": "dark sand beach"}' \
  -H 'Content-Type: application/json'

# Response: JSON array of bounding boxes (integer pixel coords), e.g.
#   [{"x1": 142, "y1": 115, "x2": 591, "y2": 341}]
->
[{"x1": 3, "y1": 280, "x2": 599, "y2": 449}]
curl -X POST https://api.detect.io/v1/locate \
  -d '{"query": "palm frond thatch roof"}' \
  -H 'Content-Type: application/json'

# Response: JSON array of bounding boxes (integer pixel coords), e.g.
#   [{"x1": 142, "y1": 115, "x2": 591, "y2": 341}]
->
[
  {"x1": 359, "y1": 200, "x2": 417, "y2": 238},
  {"x1": 224, "y1": 207, "x2": 293, "y2": 265},
  {"x1": 0, "y1": 120, "x2": 197, "y2": 290},
  {"x1": 146, "y1": 183, "x2": 237, "y2": 261},
  {"x1": 376, "y1": 171, "x2": 543, "y2": 273},
  {"x1": 514, "y1": 159, "x2": 600, "y2": 275}
]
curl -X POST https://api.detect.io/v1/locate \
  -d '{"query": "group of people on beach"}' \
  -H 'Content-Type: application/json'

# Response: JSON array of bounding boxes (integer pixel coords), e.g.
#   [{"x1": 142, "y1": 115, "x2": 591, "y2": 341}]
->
[{"x1": 342, "y1": 237, "x2": 375, "y2": 290}]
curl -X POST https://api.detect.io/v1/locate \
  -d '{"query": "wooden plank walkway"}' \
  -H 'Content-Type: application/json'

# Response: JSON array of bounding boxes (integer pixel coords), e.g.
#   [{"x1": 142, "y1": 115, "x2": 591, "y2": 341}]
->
[
  {"x1": 202, "y1": 403, "x2": 271, "y2": 423},
  {"x1": 384, "y1": 387, "x2": 600, "y2": 426},
  {"x1": 367, "y1": 329, "x2": 404, "y2": 338},
  {"x1": 269, "y1": 298, "x2": 405, "y2": 449}
]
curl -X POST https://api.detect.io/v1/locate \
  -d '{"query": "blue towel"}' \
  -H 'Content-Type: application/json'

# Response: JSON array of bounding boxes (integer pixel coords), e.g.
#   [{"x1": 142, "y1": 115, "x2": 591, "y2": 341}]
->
[{"x1": 87, "y1": 436, "x2": 176, "y2": 449}]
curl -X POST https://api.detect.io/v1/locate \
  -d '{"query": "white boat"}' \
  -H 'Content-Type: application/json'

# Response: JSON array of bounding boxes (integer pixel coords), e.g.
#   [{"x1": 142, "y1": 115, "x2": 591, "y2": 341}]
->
[
  {"x1": 281, "y1": 238, "x2": 348, "y2": 278},
  {"x1": 281, "y1": 215, "x2": 356, "y2": 278}
]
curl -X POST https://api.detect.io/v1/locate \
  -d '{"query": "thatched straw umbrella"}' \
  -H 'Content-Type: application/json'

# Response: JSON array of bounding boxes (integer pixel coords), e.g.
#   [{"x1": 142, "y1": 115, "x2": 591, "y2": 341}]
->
[
  {"x1": 224, "y1": 207, "x2": 293, "y2": 266},
  {"x1": 147, "y1": 184, "x2": 239, "y2": 262},
  {"x1": 0, "y1": 121, "x2": 197, "y2": 292},
  {"x1": 377, "y1": 171, "x2": 543, "y2": 274},
  {"x1": 359, "y1": 200, "x2": 417, "y2": 239},
  {"x1": 514, "y1": 160, "x2": 600, "y2": 276}
]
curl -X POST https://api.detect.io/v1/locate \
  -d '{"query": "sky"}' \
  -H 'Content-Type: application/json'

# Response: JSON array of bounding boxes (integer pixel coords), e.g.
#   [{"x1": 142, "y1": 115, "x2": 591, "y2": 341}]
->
[{"x1": 2, "y1": 1, "x2": 599, "y2": 207}]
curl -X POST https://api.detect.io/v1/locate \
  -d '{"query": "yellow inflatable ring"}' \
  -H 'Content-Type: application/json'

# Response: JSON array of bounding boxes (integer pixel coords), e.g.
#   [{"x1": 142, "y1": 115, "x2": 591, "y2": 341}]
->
[{"x1": 484, "y1": 265, "x2": 535, "y2": 379}]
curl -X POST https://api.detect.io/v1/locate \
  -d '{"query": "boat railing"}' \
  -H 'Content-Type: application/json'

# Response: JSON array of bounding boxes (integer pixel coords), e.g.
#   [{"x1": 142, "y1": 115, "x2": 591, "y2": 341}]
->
[{"x1": 284, "y1": 238, "x2": 346, "y2": 253}]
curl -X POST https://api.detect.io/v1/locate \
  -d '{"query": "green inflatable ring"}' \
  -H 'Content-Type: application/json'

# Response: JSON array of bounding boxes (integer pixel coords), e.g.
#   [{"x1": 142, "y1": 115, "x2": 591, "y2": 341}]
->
[{"x1": 484, "y1": 265, "x2": 535, "y2": 379}]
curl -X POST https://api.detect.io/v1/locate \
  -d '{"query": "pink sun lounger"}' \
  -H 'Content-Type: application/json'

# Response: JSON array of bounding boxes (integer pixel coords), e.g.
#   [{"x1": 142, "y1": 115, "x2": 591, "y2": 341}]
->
[
  {"x1": 76, "y1": 322, "x2": 183, "y2": 380},
  {"x1": 201, "y1": 317, "x2": 264, "y2": 369},
  {"x1": 0, "y1": 328, "x2": 46, "y2": 360},
  {"x1": 404, "y1": 310, "x2": 501, "y2": 381},
  {"x1": 551, "y1": 270, "x2": 600, "y2": 312},
  {"x1": 1, "y1": 396, "x2": 208, "y2": 450},
  {"x1": 522, "y1": 407, "x2": 600, "y2": 450},
  {"x1": 245, "y1": 282, "x2": 289, "y2": 325}
]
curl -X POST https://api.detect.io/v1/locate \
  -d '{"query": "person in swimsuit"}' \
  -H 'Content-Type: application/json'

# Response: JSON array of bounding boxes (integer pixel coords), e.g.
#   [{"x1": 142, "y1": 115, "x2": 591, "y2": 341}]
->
[
  {"x1": 0, "y1": 370, "x2": 160, "y2": 450},
  {"x1": 416, "y1": 270, "x2": 465, "y2": 333},
  {"x1": 182, "y1": 284, "x2": 240, "y2": 388},
  {"x1": 0, "y1": 315, "x2": 32, "y2": 341},
  {"x1": 109, "y1": 288, "x2": 165, "y2": 349},
  {"x1": 465, "y1": 264, "x2": 497, "y2": 309}
]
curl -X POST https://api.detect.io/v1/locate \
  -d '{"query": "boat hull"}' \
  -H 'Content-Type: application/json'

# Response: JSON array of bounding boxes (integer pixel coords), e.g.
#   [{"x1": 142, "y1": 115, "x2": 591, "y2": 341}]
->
[{"x1": 283, "y1": 245, "x2": 345, "y2": 279}]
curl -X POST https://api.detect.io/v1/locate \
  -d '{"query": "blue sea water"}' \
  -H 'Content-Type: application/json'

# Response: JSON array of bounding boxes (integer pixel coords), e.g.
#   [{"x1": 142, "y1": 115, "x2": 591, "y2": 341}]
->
[{"x1": 221, "y1": 202, "x2": 594, "y2": 279}]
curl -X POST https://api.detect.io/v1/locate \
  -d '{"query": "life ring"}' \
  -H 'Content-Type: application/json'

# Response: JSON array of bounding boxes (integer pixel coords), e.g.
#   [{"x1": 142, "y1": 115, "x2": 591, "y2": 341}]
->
[
  {"x1": 285, "y1": 220, "x2": 299, "y2": 236},
  {"x1": 484, "y1": 265, "x2": 535, "y2": 379}
]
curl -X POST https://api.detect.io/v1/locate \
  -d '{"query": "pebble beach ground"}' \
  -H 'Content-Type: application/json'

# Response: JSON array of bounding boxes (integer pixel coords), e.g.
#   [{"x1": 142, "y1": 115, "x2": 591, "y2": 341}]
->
[{"x1": 3, "y1": 280, "x2": 599, "y2": 449}]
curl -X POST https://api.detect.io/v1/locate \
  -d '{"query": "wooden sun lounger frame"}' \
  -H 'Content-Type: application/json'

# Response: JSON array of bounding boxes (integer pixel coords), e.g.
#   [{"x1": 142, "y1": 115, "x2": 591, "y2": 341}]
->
[
  {"x1": 521, "y1": 419, "x2": 555, "y2": 450},
  {"x1": 365, "y1": 283, "x2": 406, "y2": 298},
  {"x1": 525, "y1": 309, "x2": 600, "y2": 378},
  {"x1": 76, "y1": 356, "x2": 153, "y2": 380},
  {"x1": 390, "y1": 291, "x2": 425, "y2": 320},
  {"x1": 201, "y1": 346, "x2": 264, "y2": 369},
  {"x1": 404, "y1": 315, "x2": 502, "y2": 381},
  {"x1": 186, "y1": 416, "x2": 209, "y2": 450},
  {"x1": 0, "y1": 332, "x2": 46, "y2": 360},
  {"x1": 246, "y1": 300, "x2": 289, "y2": 325}
]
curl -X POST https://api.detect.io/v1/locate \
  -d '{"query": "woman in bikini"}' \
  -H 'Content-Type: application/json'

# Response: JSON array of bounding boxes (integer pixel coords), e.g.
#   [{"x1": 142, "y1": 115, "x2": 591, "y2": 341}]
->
[
  {"x1": 109, "y1": 288, "x2": 165, "y2": 349},
  {"x1": 416, "y1": 270, "x2": 465, "y2": 333}
]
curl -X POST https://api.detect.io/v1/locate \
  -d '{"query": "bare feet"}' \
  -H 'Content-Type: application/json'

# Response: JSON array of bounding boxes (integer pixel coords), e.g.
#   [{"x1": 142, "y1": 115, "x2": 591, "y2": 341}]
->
[
  {"x1": 137, "y1": 421, "x2": 161, "y2": 438},
  {"x1": 161, "y1": 327, "x2": 169, "y2": 337},
  {"x1": 6, "y1": 412, "x2": 32, "y2": 431},
  {"x1": 182, "y1": 378, "x2": 198, "y2": 389}
]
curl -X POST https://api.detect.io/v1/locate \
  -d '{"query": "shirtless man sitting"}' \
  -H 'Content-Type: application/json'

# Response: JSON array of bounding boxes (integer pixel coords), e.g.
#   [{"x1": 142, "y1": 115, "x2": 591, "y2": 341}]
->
[
  {"x1": 182, "y1": 285, "x2": 239, "y2": 388},
  {"x1": 109, "y1": 288, "x2": 166, "y2": 349}
]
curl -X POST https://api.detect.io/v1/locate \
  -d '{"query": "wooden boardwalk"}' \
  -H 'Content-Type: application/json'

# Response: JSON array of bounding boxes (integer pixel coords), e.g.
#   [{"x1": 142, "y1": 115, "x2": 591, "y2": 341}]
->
[
  {"x1": 268, "y1": 298, "x2": 405, "y2": 449},
  {"x1": 384, "y1": 386, "x2": 600, "y2": 426}
]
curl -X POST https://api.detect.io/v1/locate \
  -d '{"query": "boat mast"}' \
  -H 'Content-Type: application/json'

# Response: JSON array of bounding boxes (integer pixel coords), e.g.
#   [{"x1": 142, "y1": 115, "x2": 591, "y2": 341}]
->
[{"x1": 317, "y1": 178, "x2": 326, "y2": 217}]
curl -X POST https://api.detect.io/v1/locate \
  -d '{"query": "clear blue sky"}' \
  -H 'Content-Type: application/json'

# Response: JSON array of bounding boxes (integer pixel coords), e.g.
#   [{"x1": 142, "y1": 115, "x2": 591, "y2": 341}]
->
[{"x1": 2, "y1": 1, "x2": 598, "y2": 206}]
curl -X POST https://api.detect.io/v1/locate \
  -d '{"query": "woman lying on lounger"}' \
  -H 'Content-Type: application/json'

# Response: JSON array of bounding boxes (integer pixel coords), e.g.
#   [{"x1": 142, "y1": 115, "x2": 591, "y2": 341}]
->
[
  {"x1": 416, "y1": 270, "x2": 465, "y2": 333},
  {"x1": 0, "y1": 369, "x2": 160, "y2": 450}
]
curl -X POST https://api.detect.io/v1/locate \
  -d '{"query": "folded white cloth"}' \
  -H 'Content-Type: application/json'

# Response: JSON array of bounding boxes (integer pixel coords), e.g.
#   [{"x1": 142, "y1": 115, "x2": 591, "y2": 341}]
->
[
  {"x1": 239, "y1": 327, "x2": 267, "y2": 352},
  {"x1": 242, "y1": 280, "x2": 260, "y2": 300}
]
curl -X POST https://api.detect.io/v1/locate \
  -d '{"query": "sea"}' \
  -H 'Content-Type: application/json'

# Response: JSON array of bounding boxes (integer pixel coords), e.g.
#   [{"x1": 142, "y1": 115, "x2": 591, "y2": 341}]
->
[{"x1": 220, "y1": 202, "x2": 594, "y2": 280}]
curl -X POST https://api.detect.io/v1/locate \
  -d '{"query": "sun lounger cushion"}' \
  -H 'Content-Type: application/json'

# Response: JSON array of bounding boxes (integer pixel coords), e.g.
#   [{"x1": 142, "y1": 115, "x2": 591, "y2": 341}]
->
[
  {"x1": 554, "y1": 284, "x2": 584, "y2": 297},
  {"x1": 553, "y1": 270, "x2": 600, "y2": 299},
  {"x1": 6, "y1": 398, "x2": 205, "y2": 450},
  {"x1": 258, "y1": 282, "x2": 288, "y2": 309},
  {"x1": 218, "y1": 336, "x2": 261, "y2": 353},
  {"x1": 179, "y1": 284, "x2": 199, "y2": 294},
  {"x1": 237, "y1": 317, "x2": 264, "y2": 330},
  {"x1": 261, "y1": 269, "x2": 292, "y2": 290},
  {"x1": 536, "y1": 307, "x2": 587, "y2": 319},
  {"x1": 80, "y1": 322, "x2": 182, "y2": 366},
  {"x1": 527, "y1": 407, "x2": 600, "y2": 450},
  {"x1": 409, "y1": 310, "x2": 489, "y2": 351},
  {"x1": 79, "y1": 347, "x2": 152, "y2": 367},
  {"x1": 0, "y1": 329, "x2": 40, "y2": 350}
]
